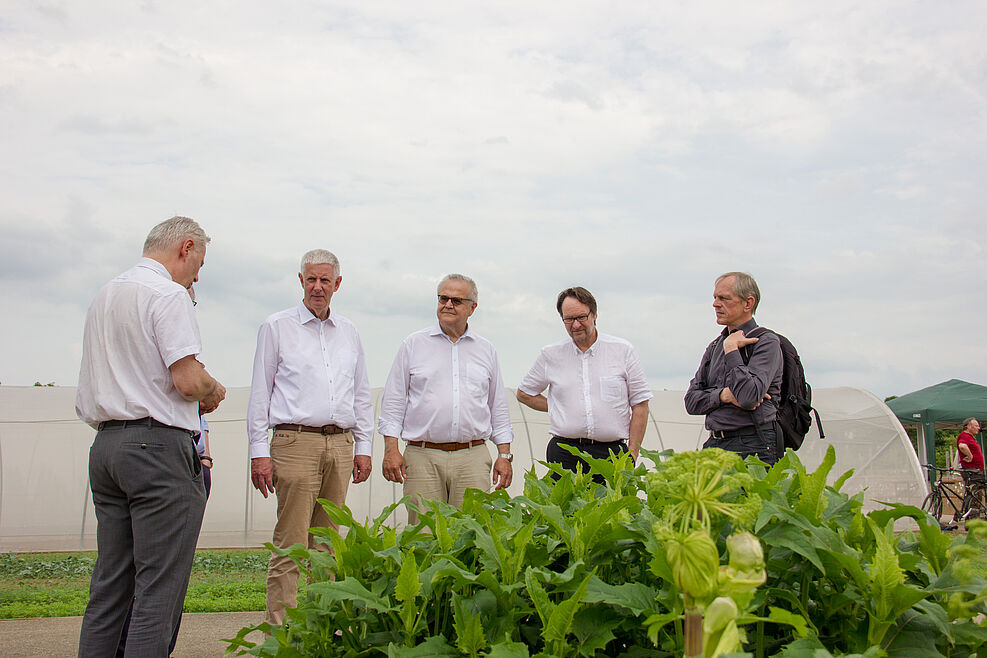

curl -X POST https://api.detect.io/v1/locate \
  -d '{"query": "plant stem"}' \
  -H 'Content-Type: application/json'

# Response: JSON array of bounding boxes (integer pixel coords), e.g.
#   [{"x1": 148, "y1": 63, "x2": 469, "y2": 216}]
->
[{"x1": 684, "y1": 607, "x2": 703, "y2": 658}]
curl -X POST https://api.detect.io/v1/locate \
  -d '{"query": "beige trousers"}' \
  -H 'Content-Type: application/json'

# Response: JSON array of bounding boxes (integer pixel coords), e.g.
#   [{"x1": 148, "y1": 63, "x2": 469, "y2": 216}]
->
[
  {"x1": 265, "y1": 429, "x2": 353, "y2": 625},
  {"x1": 403, "y1": 443, "x2": 492, "y2": 525}
]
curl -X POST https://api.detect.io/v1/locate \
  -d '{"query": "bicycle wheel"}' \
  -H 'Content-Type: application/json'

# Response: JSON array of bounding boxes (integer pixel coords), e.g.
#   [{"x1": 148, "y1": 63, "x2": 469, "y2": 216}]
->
[{"x1": 922, "y1": 489, "x2": 943, "y2": 521}]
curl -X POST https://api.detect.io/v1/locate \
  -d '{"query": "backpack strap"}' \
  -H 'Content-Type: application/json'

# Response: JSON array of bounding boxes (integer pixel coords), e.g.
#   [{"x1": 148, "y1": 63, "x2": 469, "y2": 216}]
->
[{"x1": 736, "y1": 326, "x2": 782, "y2": 456}]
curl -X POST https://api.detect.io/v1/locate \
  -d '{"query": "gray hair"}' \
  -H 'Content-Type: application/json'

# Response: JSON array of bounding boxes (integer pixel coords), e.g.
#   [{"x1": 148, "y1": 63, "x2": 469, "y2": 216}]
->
[
  {"x1": 716, "y1": 271, "x2": 761, "y2": 313},
  {"x1": 142, "y1": 216, "x2": 210, "y2": 256},
  {"x1": 299, "y1": 249, "x2": 340, "y2": 276},
  {"x1": 438, "y1": 273, "x2": 478, "y2": 302},
  {"x1": 963, "y1": 418, "x2": 979, "y2": 431}
]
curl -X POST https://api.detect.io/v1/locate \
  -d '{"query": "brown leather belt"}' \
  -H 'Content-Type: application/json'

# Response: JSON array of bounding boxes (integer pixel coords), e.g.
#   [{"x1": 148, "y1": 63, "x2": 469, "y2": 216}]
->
[
  {"x1": 275, "y1": 423, "x2": 348, "y2": 435},
  {"x1": 406, "y1": 439, "x2": 484, "y2": 451}
]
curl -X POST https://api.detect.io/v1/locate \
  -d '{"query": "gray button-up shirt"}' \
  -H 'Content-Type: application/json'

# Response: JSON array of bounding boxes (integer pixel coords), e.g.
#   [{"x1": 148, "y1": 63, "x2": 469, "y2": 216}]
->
[{"x1": 684, "y1": 319, "x2": 783, "y2": 432}]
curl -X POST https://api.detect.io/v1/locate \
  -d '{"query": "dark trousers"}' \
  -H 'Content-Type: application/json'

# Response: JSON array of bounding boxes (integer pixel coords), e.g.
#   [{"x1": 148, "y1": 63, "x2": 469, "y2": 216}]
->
[
  {"x1": 702, "y1": 426, "x2": 779, "y2": 465},
  {"x1": 79, "y1": 423, "x2": 206, "y2": 657},
  {"x1": 546, "y1": 436, "x2": 628, "y2": 484},
  {"x1": 116, "y1": 465, "x2": 211, "y2": 657}
]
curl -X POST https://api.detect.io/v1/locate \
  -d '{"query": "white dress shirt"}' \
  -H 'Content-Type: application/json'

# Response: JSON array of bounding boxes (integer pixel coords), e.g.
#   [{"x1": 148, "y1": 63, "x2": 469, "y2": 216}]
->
[
  {"x1": 378, "y1": 325, "x2": 513, "y2": 445},
  {"x1": 247, "y1": 304, "x2": 374, "y2": 458},
  {"x1": 76, "y1": 258, "x2": 202, "y2": 433},
  {"x1": 518, "y1": 332, "x2": 652, "y2": 441}
]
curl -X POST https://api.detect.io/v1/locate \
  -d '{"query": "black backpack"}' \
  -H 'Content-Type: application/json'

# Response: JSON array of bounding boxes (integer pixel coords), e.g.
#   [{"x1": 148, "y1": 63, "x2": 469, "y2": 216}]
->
[{"x1": 741, "y1": 327, "x2": 824, "y2": 451}]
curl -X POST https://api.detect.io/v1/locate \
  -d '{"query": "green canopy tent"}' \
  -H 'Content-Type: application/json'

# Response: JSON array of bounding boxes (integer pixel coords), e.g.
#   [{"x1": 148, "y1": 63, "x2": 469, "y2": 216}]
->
[{"x1": 886, "y1": 379, "x2": 987, "y2": 472}]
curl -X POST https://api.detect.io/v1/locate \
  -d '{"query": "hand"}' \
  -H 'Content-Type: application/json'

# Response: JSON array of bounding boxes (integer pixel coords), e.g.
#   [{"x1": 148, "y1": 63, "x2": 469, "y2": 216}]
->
[
  {"x1": 629, "y1": 444, "x2": 640, "y2": 463},
  {"x1": 723, "y1": 330, "x2": 758, "y2": 354},
  {"x1": 251, "y1": 457, "x2": 275, "y2": 498},
  {"x1": 199, "y1": 381, "x2": 226, "y2": 414},
  {"x1": 352, "y1": 455, "x2": 372, "y2": 484},
  {"x1": 492, "y1": 456, "x2": 513, "y2": 490},
  {"x1": 720, "y1": 387, "x2": 771, "y2": 409},
  {"x1": 200, "y1": 456, "x2": 213, "y2": 469},
  {"x1": 382, "y1": 448, "x2": 407, "y2": 484}
]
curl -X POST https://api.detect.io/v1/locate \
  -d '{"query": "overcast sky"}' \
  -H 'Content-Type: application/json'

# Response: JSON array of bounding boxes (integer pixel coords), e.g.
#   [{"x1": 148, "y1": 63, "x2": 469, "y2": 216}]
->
[{"x1": 1, "y1": 1, "x2": 985, "y2": 400}]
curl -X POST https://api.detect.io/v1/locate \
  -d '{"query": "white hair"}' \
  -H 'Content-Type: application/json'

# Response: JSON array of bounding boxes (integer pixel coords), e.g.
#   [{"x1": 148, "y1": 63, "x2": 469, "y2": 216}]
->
[
  {"x1": 437, "y1": 273, "x2": 478, "y2": 302},
  {"x1": 142, "y1": 216, "x2": 210, "y2": 256},
  {"x1": 299, "y1": 249, "x2": 340, "y2": 275}
]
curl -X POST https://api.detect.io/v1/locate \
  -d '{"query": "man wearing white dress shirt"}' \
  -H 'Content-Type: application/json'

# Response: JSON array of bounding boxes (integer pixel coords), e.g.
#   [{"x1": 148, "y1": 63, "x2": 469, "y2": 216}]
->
[
  {"x1": 76, "y1": 216, "x2": 226, "y2": 656},
  {"x1": 379, "y1": 274, "x2": 514, "y2": 524},
  {"x1": 517, "y1": 286, "x2": 652, "y2": 479},
  {"x1": 246, "y1": 249, "x2": 374, "y2": 626}
]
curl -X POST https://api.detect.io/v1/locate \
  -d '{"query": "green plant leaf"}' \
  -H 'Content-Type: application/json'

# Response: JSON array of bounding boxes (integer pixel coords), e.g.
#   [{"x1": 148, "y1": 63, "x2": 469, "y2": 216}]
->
[
  {"x1": 306, "y1": 579, "x2": 394, "y2": 613},
  {"x1": 386, "y1": 634, "x2": 459, "y2": 657},
  {"x1": 395, "y1": 550, "x2": 421, "y2": 603},
  {"x1": 452, "y1": 593, "x2": 486, "y2": 656},
  {"x1": 582, "y1": 575, "x2": 659, "y2": 616},
  {"x1": 486, "y1": 637, "x2": 531, "y2": 657},
  {"x1": 544, "y1": 572, "x2": 592, "y2": 644}
]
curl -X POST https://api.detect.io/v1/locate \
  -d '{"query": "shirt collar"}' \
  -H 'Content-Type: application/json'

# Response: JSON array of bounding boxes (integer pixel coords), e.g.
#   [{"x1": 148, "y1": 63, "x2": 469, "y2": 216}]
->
[
  {"x1": 296, "y1": 302, "x2": 335, "y2": 326},
  {"x1": 135, "y1": 257, "x2": 172, "y2": 280},
  {"x1": 721, "y1": 317, "x2": 758, "y2": 337},
  {"x1": 430, "y1": 323, "x2": 473, "y2": 342},
  {"x1": 568, "y1": 336, "x2": 598, "y2": 356}
]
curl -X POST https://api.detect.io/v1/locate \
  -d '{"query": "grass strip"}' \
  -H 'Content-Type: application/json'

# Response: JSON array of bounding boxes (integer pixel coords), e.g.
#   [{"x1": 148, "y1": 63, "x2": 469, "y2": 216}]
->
[{"x1": 0, "y1": 549, "x2": 268, "y2": 619}]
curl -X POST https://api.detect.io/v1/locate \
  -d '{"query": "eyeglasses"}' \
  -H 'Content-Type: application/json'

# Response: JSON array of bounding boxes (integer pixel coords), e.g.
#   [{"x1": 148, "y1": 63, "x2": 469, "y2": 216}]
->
[
  {"x1": 562, "y1": 314, "x2": 592, "y2": 326},
  {"x1": 438, "y1": 295, "x2": 475, "y2": 307}
]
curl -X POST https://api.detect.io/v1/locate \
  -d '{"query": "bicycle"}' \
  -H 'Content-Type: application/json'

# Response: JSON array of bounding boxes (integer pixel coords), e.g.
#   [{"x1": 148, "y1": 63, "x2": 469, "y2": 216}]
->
[{"x1": 921, "y1": 465, "x2": 987, "y2": 529}]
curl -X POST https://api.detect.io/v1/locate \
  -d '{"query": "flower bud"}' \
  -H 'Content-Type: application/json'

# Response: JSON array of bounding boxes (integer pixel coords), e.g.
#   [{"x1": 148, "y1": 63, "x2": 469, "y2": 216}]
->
[
  {"x1": 667, "y1": 530, "x2": 719, "y2": 602},
  {"x1": 703, "y1": 596, "x2": 739, "y2": 634},
  {"x1": 726, "y1": 532, "x2": 763, "y2": 572}
]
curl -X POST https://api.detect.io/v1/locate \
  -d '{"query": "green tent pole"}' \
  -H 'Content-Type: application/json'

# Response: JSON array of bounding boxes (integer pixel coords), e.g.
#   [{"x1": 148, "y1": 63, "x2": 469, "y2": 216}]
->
[{"x1": 924, "y1": 420, "x2": 936, "y2": 482}]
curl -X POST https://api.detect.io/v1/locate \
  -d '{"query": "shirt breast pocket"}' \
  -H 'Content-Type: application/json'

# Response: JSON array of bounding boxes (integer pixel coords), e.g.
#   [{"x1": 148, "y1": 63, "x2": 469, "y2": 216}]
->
[
  {"x1": 467, "y1": 363, "x2": 490, "y2": 398},
  {"x1": 600, "y1": 375, "x2": 626, "y2": 403}
]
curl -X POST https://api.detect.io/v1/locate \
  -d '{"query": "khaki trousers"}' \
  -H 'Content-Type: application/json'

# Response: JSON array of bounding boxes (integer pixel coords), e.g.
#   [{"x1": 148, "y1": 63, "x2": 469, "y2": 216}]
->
[
  {"x1": 404, "y1": 443, "x2": 492, "y2": 525},
  {"x1": 265, "y1": 429, "x2": 353, "y2": 625}
]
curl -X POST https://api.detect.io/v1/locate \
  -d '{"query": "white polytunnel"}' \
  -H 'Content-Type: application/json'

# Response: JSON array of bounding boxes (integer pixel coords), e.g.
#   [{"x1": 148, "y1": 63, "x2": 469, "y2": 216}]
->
[{"x1": 0, "y1": 385, "x2": 927, "y2": 552}]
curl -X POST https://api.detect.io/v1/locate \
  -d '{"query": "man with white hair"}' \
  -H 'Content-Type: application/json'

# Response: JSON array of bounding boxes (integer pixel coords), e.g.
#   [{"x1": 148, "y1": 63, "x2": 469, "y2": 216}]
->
[
  {"x1": 76, "y1": 216, "x2": 226, "y2": 656},
  {"x1": 685, "y1": 271, "x2": 783, "y2": 464},
  {"x1": 247, "y1": 249, "x2": 373, "y2": 626},
  {"x1": 379, "y1": 274, "x2": 514, "y2": 524}
]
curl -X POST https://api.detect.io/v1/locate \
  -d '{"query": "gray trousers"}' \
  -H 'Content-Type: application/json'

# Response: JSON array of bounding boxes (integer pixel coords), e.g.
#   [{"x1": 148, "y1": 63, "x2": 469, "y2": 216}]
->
[{"x1": 79, "y1": 422, "x2": 206, "y2": 657}]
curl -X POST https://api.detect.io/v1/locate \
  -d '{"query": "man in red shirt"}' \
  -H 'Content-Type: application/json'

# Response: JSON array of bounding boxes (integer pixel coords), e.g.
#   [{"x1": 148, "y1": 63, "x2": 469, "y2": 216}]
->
[{"x1": 957, "y1": 418, "x2": 984, "y2": 472}]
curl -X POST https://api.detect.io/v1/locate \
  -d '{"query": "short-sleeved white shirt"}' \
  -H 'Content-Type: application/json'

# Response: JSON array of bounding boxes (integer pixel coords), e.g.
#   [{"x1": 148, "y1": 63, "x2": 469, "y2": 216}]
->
[
  {"x1": 518, "y1": 332, "x2": 652, "y2": 441},
  {"x1": 377, "y1": 325, "x2": 514, "y2": 445},
  {"x1": 75, "y1": 258, "x2": 202, "y2": 433}
]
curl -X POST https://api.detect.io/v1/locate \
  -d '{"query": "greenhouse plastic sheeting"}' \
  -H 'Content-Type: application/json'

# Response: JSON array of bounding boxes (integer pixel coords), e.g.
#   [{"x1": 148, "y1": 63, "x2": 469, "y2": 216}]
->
[{"x1": 0, "y1": 386, "x2": 926, "y2": 552}]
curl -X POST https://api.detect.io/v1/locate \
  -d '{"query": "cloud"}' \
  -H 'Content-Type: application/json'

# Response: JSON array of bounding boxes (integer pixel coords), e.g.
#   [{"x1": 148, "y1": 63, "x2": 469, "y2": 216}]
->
[{"x1": 1, "y1": 1, "x2": 986, "y2": 402}]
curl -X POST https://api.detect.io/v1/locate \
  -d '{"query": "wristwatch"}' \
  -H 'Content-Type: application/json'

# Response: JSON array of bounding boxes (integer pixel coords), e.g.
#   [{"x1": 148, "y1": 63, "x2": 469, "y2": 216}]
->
[{"x1": 497, "y1": 453, "x2": 514, "y2": 463}]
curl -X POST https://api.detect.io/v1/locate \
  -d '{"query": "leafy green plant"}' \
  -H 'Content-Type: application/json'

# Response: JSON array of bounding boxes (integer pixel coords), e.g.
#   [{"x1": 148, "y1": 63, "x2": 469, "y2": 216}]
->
[{"x1": 226, "y1": 447, "x2": 987, "y2": 657}]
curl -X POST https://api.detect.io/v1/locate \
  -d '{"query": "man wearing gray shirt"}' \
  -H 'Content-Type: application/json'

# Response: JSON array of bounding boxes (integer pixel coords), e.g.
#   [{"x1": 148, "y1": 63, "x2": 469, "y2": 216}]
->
[{"x1": 684, "y1": 272, "x2": 782, "y2": 464}]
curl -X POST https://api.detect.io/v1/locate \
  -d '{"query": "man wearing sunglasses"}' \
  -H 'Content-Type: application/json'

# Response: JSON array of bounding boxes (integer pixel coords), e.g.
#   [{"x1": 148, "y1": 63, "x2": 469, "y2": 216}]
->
[
  {"x1": 517, "y1": 286, "x2": 652, "y2": 478},
  {"x1": 379, "y1": 274, "x2": 514, "y2": 524}
]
